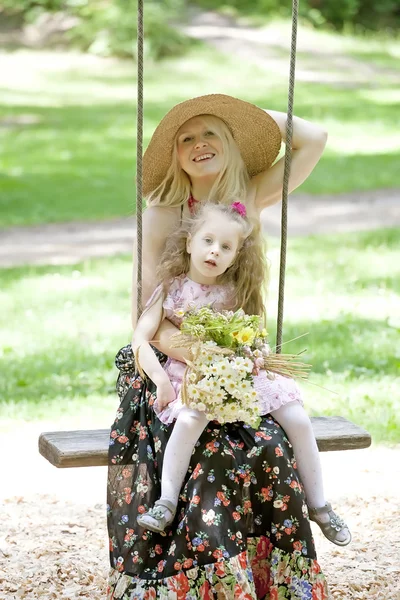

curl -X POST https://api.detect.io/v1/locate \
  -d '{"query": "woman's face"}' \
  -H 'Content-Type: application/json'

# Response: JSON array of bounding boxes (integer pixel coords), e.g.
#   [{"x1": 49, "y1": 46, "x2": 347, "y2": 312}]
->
[
  {"x1": 186, "y1": 212, "x2": 242, "y2": 283},
  {"x1": 176, "y1": 117, "x2": 224, "y2": 180}
]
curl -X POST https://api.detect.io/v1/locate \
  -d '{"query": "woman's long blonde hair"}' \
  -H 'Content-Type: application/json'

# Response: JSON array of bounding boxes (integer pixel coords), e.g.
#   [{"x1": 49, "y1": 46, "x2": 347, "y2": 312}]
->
[
  {"x1": 157, "y1": 203, "x2": 268, "y2": 319},
  {"x1": 147, "y1": 115, "x2": 249, "y2": 207}
]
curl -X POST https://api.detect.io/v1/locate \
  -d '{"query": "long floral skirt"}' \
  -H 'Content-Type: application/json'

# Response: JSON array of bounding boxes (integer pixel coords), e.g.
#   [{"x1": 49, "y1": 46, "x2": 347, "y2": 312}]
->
[{"x1": 107, "y1": 345, "x2": 329, "y2": 599}]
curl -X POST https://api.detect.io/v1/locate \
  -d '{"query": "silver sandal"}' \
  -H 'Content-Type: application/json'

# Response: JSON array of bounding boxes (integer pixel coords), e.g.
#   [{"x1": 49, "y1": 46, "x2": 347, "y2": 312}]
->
[
  {"x1": 137, "y1": 499, "x2": 176, "y2": 534},
  {"x1": 309, "y1": 502, "x2": 352, "y2": 547}
]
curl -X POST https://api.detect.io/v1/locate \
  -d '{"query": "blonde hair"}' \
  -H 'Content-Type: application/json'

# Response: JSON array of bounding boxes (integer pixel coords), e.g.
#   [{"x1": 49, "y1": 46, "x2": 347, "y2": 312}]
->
[
  {"x1": 147, "y1": 115, "x2": 249, "y2": 207},
  {"x1": 157, "y1": 203, "x2": 268, "y2": 319}
]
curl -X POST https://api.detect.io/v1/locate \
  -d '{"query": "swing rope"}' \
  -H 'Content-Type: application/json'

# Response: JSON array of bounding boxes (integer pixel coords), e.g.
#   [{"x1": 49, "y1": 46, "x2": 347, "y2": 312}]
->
[
  {"x1": 276, "y1": 0, "x2": 299, "y2": 353},
  {"x1": 136, "y1": 0, "x2": 299, "y2": 340},
  {"x1": 136, "y1": 0, "x2": 144, "y2": 319}
]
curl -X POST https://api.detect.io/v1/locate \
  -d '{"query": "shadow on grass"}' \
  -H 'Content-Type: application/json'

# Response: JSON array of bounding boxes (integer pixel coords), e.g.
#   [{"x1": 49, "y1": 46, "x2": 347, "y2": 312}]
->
[
  {"x1": 348, "y1": 50, "x2": 400, "y2": 71},
  {"x1": 267, "y1": 315, "x2": 399, "y2": 443},
  {"x1": 0, "y1": 340, "x2": 119, "y2": 404},
  {"x1": 0, "y1": 256, "x2": 131, "y2": 288},
  {"x1": 2, "y1": 76, "x2": 399, "y2": 123},
  {"x1": 289, "y1": 228, "x2": 400, "y2": 252},
  {"x1": 249, "y1": 83, "x2": 400, "y2": 122},
  {"x1": 266, "y1": 315, "x2": 398, "y2": 377}
]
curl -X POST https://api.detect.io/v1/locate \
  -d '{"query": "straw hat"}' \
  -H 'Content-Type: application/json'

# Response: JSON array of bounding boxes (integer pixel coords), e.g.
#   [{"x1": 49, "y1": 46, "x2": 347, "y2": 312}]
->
[{"x1": 142, "y1": 94, "x2": 282, "y2": 197}]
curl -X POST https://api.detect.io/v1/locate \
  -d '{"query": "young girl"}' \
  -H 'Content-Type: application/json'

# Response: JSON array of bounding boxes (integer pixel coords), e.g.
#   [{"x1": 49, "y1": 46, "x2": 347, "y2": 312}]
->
[{"x1": 133, "y1": 201, "x2": 351, "y2": 546}]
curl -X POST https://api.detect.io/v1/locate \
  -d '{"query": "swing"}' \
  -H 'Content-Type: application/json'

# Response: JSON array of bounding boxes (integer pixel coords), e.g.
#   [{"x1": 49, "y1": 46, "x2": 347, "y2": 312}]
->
[{"x1": 39, "y1": 0, "x2": 371, "y2": 468}]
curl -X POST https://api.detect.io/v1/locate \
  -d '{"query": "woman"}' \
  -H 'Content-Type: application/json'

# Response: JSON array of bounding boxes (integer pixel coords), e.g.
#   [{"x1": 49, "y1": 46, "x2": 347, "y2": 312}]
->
[{"x1": 107, "y1": 94, "x2": 330, "y2": 599}]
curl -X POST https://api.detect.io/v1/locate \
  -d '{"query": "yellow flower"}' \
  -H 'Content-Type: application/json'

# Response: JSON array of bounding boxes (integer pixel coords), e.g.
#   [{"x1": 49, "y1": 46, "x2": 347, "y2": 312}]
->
[
  {"x1": 235, "y1": 327, "x2": 256, "y2": 345},
  {"x1": 261, "y1": 328, "x2": 268, "y2": 337}
]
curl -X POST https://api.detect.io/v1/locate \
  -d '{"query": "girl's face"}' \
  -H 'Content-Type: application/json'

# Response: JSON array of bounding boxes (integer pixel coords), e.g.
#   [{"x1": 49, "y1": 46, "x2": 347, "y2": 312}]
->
[
  {"x1": 186, "y1": 212, "x2": 242, "y2": 284},
  {"x1": 176, "y1": 117, "x2": 224, "y2": 180}
]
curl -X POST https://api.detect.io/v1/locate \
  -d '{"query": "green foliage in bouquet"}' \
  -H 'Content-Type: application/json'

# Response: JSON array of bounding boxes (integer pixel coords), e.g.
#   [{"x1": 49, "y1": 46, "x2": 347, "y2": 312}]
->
[{"x1": 179, "y1": 306, "x2": 267, "y2": 351}]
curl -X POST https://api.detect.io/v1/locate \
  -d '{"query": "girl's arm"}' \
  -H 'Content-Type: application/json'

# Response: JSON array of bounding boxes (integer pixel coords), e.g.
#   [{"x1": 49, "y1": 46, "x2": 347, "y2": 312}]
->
[
  {"x1": 251, "y1": 110, "x2": 328, "y2": 211},
  {"x1": 132, "y1": 205, "x2": 180, "y2": 327},
  {"x1": 132, "y1": 293, "x2": 169, "y2": 386},
  {"x1": 132, "y1": 295, "x2": 177, "y2": 409}
]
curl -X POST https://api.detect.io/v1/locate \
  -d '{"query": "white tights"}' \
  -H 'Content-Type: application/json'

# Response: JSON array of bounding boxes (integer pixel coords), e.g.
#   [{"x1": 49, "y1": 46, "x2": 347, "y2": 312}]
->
[
  {"x1": 161, "y1": 406, "x2": 209, "y2": 507},
  {"x1": 271, "y1": 402, "x2": 326, "y2": 508},
  {"x1": 160, "y1": 401, "x2": 325, "y2": 510}
]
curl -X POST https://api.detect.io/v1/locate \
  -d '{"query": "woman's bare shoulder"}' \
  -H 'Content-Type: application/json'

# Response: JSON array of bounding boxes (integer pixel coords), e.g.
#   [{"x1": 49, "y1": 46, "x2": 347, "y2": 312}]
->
[
  {"x1": 144, "y1": 204, "x2": 181, "y2": 224},
  {"x1": 142, "y1": 205, "x2": 182, "y2": 245},
  {"x1": 143, "y1": 204, "x2": 181, "y2": 231}
]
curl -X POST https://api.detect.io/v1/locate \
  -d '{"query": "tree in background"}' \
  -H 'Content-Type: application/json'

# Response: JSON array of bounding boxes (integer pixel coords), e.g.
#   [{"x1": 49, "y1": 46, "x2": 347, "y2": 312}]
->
[
  {"x1": 0, "y1": 0, "x2": 191, "y2": 59},
  {"x1": 193, "y1": 0, "x2": 399, "y2": 34},
  {"x1": 0, "y1": 0, "x2": 399, "y2": 59}
]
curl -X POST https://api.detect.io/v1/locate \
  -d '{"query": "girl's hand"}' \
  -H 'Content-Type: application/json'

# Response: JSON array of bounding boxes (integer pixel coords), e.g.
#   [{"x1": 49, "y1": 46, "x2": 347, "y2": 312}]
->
[{"x1": 156, "y1": 379, "x2": 176, "y2": 410}]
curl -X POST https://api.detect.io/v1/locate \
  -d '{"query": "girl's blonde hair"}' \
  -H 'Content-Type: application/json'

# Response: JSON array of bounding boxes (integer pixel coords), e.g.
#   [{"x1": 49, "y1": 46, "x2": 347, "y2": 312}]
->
[
  {"x1": 147, "y1": 115, "x2": 249, "y2": 207},
  {"x1": 157, "y1": 203, "x2": 268, "y2": 319}
]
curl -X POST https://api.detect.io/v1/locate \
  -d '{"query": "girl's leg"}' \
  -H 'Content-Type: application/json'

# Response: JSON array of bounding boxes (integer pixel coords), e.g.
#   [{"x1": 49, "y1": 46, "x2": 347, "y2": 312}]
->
[
  {"x1": 271, "y1": 402, "x2": 325, "y2": 508},
  {"x1": 271, "y1": 402, "x2": 350, "y2": 544},
  {"x1": 161, "y1": 406, "x2": 209, "y2": 507},
  {"x1": 137, "y1": 406, "x2": 208, "y2": 532}
]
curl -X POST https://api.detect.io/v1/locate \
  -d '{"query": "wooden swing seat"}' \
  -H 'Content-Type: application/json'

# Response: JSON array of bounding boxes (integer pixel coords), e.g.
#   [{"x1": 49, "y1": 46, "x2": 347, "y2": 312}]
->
[{"x1": 39, "y1": 415, "x2": 371, "y2": 468}]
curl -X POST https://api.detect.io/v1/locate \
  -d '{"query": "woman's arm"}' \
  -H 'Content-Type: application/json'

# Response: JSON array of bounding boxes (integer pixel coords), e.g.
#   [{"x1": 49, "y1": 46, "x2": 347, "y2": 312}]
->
[
  {"x1": 132, "y1": 205, "x2": 180, "y2": 327},
  {"x1": 251, "y1": 110, "x2": 328, "y2": 211},
  {"x1": 152, "y1": 319, "x2": 192, "y2": 363}
]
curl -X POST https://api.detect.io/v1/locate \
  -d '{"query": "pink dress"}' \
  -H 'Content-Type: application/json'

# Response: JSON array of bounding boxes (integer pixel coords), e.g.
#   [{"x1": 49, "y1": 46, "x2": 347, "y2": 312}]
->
[{"x1": 154, "y1": 275, "x2": 303, "y2": 424}]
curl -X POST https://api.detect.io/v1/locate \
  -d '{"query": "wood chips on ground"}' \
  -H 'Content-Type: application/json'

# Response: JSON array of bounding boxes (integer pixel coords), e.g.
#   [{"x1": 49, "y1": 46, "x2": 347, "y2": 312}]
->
[{"x1": 0, "y1": 494, "x2": 399, "y2": 599}]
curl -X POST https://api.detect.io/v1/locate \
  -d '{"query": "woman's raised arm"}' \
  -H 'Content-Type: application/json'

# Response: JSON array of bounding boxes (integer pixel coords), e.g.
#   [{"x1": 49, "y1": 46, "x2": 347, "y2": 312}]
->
[{"x1": 251, "y1": 110, "x2": 328, "y2": 211}]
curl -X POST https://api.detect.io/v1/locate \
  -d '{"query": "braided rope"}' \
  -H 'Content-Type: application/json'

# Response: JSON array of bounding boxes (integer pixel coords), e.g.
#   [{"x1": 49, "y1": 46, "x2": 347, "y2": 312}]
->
[
  {"x1": 136, "y1": 0, "x2": 144, "y2": 319},
  {"x1": 276, "y1": 0, "x2": 299, "y2": 353}
]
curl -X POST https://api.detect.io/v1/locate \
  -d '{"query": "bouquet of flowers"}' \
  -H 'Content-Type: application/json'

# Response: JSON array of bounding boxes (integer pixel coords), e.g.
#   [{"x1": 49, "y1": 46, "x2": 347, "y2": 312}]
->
[
  {"x1": 171, "y1": 307, "x2": 310, "y2": 428},
  {"x1": 184, "y1": 339, "x2": 261, "y2": 428}
]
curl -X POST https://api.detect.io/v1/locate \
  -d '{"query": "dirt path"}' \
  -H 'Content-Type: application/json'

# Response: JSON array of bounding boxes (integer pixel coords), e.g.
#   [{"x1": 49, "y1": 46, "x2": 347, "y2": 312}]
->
[{"x1": 1, "y1": 189, "x2": 399, "y2": 267}]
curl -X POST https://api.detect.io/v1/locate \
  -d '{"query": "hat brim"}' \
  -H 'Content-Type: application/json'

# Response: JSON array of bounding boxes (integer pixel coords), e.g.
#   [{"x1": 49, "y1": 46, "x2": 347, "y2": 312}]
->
[{"x1": 142, "y1": 94, "x2": 282, "y2": 197}]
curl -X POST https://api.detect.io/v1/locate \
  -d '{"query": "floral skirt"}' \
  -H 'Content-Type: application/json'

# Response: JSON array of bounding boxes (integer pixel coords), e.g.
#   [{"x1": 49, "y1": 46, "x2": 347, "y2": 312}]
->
[{"x1": 107, "y1": 345, "x2": 328, "y2": 599}]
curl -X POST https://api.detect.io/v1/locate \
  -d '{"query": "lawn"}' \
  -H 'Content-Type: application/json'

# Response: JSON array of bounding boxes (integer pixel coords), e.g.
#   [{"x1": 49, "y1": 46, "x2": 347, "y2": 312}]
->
[
  {"x1": 0, "y1": 20, "x2": 399, "y2": 227},
  {"x1": 0, "y1": 227, "x2": 398, "y2": 444}
]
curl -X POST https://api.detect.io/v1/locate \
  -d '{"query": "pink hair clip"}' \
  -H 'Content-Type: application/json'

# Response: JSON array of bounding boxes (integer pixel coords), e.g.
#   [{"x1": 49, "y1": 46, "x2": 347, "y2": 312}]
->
[{"x1": 231, "y1": 201, "x2": 247, "y2": 218}]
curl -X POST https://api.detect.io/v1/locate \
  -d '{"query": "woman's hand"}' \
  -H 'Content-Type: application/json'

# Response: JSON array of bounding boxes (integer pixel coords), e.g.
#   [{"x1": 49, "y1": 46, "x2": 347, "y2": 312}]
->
[
  {"x1": 251, "y1": 110, "x2": 328, "y2": 211},
  {"x1": 156, "y1": 378, "x2": 176, "y2": 410}
]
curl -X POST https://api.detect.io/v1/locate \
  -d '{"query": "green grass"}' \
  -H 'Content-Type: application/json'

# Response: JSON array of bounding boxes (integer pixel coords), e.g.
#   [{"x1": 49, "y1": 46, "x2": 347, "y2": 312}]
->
[
  {"x1": 266, "y1": 229, "x2": 400, "y2": 445},
  {"x1": 0, "y1": 26, "x2": 399, "y2": 227},
  {"x1": 0, "y1": 228, "x2": 399, "y2": 444}
]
